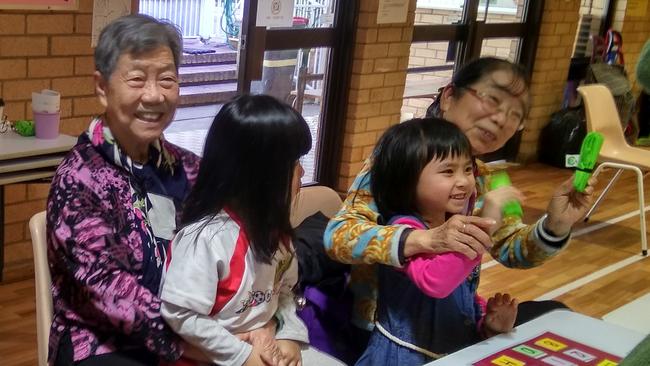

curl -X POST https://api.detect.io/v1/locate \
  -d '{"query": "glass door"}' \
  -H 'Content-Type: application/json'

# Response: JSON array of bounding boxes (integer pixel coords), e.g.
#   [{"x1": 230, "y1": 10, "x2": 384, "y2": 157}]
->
[
  {"x1": 138, "y1": 0, "x2": 354, "y2": 185},
  {"x1": 238, "y1": 0, "x2": 354, "y2": 184}
]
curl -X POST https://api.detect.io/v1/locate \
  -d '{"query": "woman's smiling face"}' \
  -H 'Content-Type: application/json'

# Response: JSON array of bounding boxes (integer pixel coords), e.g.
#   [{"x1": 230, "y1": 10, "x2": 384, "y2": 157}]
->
[{"x1": 440, "y1": 69, "x2": 530, "y2": 155}]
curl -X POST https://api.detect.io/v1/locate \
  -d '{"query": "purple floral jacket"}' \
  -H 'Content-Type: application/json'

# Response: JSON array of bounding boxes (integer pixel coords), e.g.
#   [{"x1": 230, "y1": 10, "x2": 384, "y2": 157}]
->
[{"x1": 46, "y1": 117, "x2": 200, "y2": 363}]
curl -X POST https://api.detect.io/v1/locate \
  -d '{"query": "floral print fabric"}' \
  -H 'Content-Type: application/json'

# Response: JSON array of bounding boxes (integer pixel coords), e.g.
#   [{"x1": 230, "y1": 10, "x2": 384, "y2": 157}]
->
[{"x1": 46, "y1": 116, "x2": 200, "y2": 363}]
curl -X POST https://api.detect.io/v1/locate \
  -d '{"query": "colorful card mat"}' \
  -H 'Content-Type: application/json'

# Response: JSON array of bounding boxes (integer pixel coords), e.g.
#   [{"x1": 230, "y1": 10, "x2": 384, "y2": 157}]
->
[{"x1": 473, "y1": 331, "x2": 621, "y2": 366}]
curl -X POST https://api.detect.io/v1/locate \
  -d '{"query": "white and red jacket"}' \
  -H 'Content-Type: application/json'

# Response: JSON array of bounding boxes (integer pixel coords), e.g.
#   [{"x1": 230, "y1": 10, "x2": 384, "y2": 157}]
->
[{"x1": 160, "y1": 210, "x2": 308, "y2": 366}]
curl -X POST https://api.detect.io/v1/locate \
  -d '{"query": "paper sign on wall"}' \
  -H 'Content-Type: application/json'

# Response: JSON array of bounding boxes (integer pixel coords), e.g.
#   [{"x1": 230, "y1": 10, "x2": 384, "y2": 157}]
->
[
  {"x1": 0, "y1": 0, "x2": 77, "y2": 10},
  {"x1": 377, "y1": 0, "x2": 409, "y2": 24},
  {"x1": 257, "y1": 0, "x2": 295, "y2": 28}
]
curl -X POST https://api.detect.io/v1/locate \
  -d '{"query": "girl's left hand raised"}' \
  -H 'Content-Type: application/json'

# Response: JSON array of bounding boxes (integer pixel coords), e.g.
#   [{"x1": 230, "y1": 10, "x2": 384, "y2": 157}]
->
[
  {"x1": 484, "y1": 292, "x2": 518, "y2": 338},
  {"x1": 544, "y1": 176, "x2": 597, "y2": 237},
  {"x1": 276, "y1": 340, "x2": 302, "y2": 366}
]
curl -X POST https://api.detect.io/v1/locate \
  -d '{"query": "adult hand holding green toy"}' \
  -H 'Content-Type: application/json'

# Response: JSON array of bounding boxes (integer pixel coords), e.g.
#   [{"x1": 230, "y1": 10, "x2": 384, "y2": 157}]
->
[{"x1": 573, "y1": 132, "x2": 604, "y2": 192}]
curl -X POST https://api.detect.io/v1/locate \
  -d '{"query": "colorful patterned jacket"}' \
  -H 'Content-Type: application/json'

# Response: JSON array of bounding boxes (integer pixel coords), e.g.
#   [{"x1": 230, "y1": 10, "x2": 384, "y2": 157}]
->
[
  {"x1": 46, "y1": 117, "x2": 200, "y2": 363},
  {"x1": 324, "y1": 158, "x2": 569, "y2": 330}
]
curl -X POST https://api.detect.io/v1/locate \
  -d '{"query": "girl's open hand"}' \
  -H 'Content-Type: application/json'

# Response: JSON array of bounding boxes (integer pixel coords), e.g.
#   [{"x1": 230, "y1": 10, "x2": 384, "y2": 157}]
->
[{"x1": 484, "y1": 292, "x2": 518, "y2": 337}]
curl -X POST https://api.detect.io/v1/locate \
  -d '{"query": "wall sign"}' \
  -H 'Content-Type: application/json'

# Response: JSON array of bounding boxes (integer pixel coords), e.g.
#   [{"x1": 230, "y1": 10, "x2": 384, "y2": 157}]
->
[{"x1": 0, "y1": 0, "x2": 78, "y2": 10}]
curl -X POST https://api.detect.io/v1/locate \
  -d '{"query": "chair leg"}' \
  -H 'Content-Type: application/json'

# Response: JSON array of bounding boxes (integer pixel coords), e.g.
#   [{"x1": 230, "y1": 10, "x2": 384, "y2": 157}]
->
[
  {"x1": 584, "y1": 168, "x2": 624, "y2": 222},
  {"x1": 633, "y1": 167, "x2": 648, "y2": 256}
]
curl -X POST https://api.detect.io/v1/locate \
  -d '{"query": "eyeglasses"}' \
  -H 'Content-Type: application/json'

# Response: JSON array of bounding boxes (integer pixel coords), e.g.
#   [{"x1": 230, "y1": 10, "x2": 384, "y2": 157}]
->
[{"x1": 462, "y1": 87, "x2": 526, "y2": 131}]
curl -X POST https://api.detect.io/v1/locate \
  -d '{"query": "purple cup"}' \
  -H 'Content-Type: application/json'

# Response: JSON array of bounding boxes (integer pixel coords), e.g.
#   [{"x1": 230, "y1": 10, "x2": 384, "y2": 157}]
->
[{"x1": 33, "y1": 111, "x2": 60, "y2": 139}]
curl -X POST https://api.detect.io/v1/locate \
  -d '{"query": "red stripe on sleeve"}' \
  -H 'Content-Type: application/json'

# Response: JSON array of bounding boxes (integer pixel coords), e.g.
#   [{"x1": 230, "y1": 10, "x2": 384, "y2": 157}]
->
[{"x1": 210, "y1": 212, "x2": 249, "y2": 316}]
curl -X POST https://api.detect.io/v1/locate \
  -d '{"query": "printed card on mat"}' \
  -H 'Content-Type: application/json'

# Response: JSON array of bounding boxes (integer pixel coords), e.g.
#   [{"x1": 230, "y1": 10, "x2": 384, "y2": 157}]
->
[{"x1": 473, "y1": 332, "x2": 622, "y2": 366}]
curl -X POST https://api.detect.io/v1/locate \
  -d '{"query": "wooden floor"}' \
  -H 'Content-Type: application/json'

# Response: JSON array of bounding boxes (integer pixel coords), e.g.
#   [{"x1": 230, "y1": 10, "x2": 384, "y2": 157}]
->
[{"x1": 2, "y1": 163, "x2": 650, "y2": 365}]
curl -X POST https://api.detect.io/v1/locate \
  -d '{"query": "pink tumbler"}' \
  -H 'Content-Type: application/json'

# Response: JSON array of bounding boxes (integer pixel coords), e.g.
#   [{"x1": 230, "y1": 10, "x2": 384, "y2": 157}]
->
[{"x1": 33, "y1": 111, "x2": 60, "y2": 139}]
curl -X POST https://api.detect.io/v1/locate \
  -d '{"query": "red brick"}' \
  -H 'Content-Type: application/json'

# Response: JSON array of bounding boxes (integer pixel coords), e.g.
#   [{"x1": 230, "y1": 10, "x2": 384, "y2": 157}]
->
[
  {"x1": 350, "y1": 73, "x2": 384, "y2": 89},
  {"x1": 72, "y1": 96, "x2": 104, "y2": 116},
  {"x1": 4, "y1": 241, "x2": 34, "y2": 264},
  {"x1": 355, "y1": 28, "x2": 377, "y2": 44},
  {"x1": 4, "y1": 184, "x2": 26, "y2": 204},
  {"x1": 377, "y1": 28, "x2": 403, "y2": 42},
  {"x1": 384, "y1": 71, "x2": 407, "y2": 87},
  {"x1": 343, "y1": 131, "x2": 377, "y2": 148},
  {"x1": 369, "y1": 87, "x2": 394, "y2": 102},
  {"x1": 0, "y1": 14, "x2": 25, "y2": 35},
  {"x1": 340, "y1": 147, "x2": 364, "y2": 163},
  {"x1": 2, "y1": 79, "x2": 51, "y2": 101},
  {"x1": 27, "y1": 14, "x2": 73, "y2": 34},
  {"x1": 75, "y1": 56, "x2": 96, "y2": 75},
  {"x1": 28, "y1": 57, "x2": 74, "y2": 78},
  {"x1": 374, "y1": 58, "x2": 398, "y2": 73},
  {"x1": 60, "y1": 116, "x2": 91, "y2": 135},
  {"x1": 51, "y1": 36, "x2": 94, "y2": 56},
  {"x1": 352, "y1": 59, "x2": 374, "y2": 74},
  {"x1": 359, "y1": 0, "x2": 379, "y2": 12},
  {"x1": 3, "y1": 101, "x2": 25, "y2": 120},
  {"x1": 27, "y1": 183, "x2": 51, "y2": 200},
  {"x1": 355, "y1": 43, "x2": 389, "y2": 59},
  {"x1": 348, "y1": 102, "x2": 382, "y2": 118},
  {"x1": 345, "y1": 118, "x2": 367, "y2": 134},
  {"x1": 0, "y1": 36, "x2": 48, "y2": 57},
  {"x1": 52, "y1": 76, "x2": 95, "y2": 97},
  {"x1": 348, "y1": 89, "x2": 370, "y2": 104},
  {"x1": 4, "y1": 199, "x2": 46, "y2": 224},
  {"x1": 0, "y1": 59, "x2": 27, "y2": 80},
  {"x1": 77, "y1": 0, "x2": 96, "y2": 13},
  {"x1": 387, "y1": 42, "x2": 410, "y2": 57},
  {"x1": 75, "y1": 14, "x2": 93, "y2": 34},
  {"x1": 366, "y1": 115, "x2": 390, "y2": 131},
  {"x1": 4, "y1": 222, "x2": 25, "y2": 244}
]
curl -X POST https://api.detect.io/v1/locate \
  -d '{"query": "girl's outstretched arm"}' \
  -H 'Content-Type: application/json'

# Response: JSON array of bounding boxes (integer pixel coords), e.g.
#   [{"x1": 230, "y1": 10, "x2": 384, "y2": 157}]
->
[
  {"x1": 324, "y1": 160, "x2": 407, "y2": 267},
  {"x1": 404, "y1": 253, "x2": 481, "y2": 298},
  {"x1": 393, "y1": 216, "x2": 482, "y2": 298}
]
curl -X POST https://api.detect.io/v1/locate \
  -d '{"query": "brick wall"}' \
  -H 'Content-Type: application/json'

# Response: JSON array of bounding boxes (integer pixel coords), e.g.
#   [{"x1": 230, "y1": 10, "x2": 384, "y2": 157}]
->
[
  {"x1": 336, "y1": 0, "x2": 417, "y2": 192},
  {"x1": 517, "y1": 0, "x2": 581, "y2": 162},
  {"x1": 1, "y1": 0, "x2": 103, "y2": 282}
]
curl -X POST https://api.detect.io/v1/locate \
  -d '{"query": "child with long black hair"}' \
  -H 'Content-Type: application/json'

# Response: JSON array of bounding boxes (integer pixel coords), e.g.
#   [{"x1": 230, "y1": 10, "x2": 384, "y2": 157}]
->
[
  {"x1": 160, "y1": 95, "x2": 330, "y2": 366},
  {"x1": 356, "y1": 118, "x2": 521, "y2": 366}
]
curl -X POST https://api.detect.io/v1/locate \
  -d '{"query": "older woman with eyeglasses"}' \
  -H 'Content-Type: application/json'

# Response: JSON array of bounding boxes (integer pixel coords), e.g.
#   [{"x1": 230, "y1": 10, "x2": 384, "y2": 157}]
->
[{"x1": 324, "y1": 57, "x2": 597, "y2": 357}]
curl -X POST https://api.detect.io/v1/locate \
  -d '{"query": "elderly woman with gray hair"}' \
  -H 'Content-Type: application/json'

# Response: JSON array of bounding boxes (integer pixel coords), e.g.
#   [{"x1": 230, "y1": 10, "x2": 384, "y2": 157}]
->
[
  {"x1": 46, "y1": 15, "x2": 283, "y2": 366},
  {"x1": 45, "y1": 14, "x2": 198, "y2": 366}
]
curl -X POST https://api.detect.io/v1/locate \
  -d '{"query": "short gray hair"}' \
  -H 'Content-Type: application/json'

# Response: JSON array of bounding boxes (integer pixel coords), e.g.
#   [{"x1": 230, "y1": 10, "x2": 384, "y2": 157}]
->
[{"x1": 94, "y1": 14, "x2": 182, "y2": 79}]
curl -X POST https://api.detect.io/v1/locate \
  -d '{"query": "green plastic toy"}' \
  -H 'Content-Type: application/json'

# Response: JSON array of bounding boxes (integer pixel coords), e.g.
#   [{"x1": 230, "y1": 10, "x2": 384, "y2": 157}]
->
[
  {"x1": 573, "y1": 131, "x2": 604, "y2": 192},
  {"x1": 489, "y1": 171, "x2": 523, "y2": 218},
  {"x1": 13, "y1": 119, "x2": 35, "y2": 137}
]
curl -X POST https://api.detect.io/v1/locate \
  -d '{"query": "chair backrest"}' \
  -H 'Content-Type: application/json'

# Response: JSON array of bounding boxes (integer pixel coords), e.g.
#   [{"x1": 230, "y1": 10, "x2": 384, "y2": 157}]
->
[
  {"x1": 290, "y1": 186, "x2": 342, "y2": 227},
  {"x1": 29, "y1": 211, "x2": 51, "y2": 366},
  {"x1": 577, "y1": 84, "x2": 629, "y2": 158}
]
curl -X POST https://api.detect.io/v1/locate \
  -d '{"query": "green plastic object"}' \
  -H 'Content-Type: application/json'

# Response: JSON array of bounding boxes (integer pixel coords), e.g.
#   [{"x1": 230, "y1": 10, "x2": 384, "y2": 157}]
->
[
  {"x1": 13, "y1": 119, "x2": 35, "y2": 137},
  {"x1": 573, "y1": 131, "x2": 604, "y2": 192},
  {"x1": 489, "y1": 171, "x2": 523, "y2": 218}
]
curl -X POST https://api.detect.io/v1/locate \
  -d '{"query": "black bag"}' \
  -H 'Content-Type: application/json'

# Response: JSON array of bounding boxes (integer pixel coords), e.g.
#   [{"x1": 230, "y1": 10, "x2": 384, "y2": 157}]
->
[{"x1": 538, "y1": 107, "x2": 586, "y2": 168}]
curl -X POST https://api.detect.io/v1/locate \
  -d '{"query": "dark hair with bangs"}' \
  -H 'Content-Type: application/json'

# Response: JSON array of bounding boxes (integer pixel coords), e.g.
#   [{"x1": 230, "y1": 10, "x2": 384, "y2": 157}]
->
[
  {"x1": 426, "y1": 57, "x2": 530, "y2": 118},
  {"x1": 182, "y1": 94, "x2": 312, "y2": 264},
  {"x1": 95, "y1": 14, "x2": 182, "y2": 79},
  {"x1": 370, "y1": 118, "x2": 472, "y2": 222}
]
